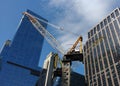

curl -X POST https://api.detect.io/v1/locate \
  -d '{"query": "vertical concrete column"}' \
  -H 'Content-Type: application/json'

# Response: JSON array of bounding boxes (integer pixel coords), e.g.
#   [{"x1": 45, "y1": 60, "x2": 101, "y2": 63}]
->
[
  {"x1": 44, "y1": 52, "x2": 55, "y2": 86},
  {"x1": 62, "y1": 61, "x2": 71, "y2": 86}
]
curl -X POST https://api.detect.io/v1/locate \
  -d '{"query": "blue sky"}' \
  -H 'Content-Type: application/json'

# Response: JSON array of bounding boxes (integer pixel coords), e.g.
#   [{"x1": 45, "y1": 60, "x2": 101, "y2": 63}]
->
[{"x1": 0, "y1": 0, "x2": 120, "y2": 75}]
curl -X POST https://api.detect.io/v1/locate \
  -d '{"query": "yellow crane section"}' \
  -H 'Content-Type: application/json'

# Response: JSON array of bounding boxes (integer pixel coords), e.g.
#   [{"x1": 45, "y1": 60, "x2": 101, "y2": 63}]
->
[{"x1": 67, "y1": 36, "x2": 83, "y2": 54}]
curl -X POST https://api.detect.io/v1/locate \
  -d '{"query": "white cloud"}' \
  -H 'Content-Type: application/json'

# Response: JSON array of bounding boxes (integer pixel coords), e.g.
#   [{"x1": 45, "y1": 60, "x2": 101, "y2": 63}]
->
[
  {"x1": 48, "y1": 0, "x2": 113, "y2": 51},
  {"x1": 49, "y1": 0, "x2": 67, "y2": 6},
  {"x1": 72, "y1": 0, "x2": 113, "y2": 23}
]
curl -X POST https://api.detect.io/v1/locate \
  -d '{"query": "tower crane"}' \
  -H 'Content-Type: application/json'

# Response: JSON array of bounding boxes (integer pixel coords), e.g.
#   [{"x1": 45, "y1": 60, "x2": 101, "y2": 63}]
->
[{"x1": 23, "y1": 12, "x2": 83, "y2": 86}]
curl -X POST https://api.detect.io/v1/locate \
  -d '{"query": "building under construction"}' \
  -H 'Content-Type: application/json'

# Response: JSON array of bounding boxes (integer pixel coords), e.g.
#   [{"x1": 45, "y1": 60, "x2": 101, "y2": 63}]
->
[
  {"x1": 35, "y1": 52, "x2": 86, "y2": 86},
  {"x1": 23, "y1": 11, "x2": 86, "y2": 86}
]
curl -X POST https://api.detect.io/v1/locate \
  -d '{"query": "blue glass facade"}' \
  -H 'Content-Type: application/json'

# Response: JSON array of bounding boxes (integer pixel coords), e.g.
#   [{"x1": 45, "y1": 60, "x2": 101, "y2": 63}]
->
[{"x1": 0, "y1": 10, "x2": 47, "y2": 86}]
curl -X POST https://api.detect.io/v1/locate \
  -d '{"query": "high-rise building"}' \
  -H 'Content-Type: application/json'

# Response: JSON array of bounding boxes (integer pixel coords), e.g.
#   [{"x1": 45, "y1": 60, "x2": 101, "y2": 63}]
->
[
  {"x1": 0, "y1": 9, "x2": 47, "y2": 86},
  {"x1": 84, "y1": 8, "x2": 120, "y2": 86}
]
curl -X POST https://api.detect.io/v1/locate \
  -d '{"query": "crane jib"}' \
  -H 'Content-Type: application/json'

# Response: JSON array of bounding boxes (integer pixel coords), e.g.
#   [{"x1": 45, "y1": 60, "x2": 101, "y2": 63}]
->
[{"x1": 24, "y1": 12, "x2": 65, "y2": 55}]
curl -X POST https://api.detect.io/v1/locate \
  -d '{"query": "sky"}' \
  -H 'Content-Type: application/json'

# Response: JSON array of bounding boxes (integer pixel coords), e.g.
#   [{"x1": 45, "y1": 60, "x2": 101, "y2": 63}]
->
[{"x1": 0, "y1": 0, "x2": 120, "y2": 75}]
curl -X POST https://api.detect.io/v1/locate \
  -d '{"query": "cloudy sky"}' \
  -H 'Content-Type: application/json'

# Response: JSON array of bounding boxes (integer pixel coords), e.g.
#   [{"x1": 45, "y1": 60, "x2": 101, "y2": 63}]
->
[
  {"x1": 0, "y1": 0, "x2": 119, "y2": 74},
  {"x1": 45, "y1": 0, "x2": 118, "y2": 49}
]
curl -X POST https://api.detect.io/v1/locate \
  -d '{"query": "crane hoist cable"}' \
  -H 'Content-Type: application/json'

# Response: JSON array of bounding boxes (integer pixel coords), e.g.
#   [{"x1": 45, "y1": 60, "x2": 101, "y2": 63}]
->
[
  {"x1": 33, "y1": 16, "x2": 64, "y2": 31},
  {"x1": 24, "y1": 12, "x2": 79, "y2": 36}
]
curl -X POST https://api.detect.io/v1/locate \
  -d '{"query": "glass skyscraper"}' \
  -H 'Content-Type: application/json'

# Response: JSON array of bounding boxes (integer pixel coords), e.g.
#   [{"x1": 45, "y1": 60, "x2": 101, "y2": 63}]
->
[
  {"x1": 84, "y1": 8, "x2": 120, "y2": 86},
  {"x1": 0, "y1": 9, "x2": 47, "y2": 86}
]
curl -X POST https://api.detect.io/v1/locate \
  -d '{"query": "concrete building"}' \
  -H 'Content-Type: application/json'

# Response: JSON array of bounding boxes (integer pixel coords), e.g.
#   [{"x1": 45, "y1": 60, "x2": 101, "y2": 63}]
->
[
  {"x1": 36, "y1": 52, "x2": 58, "y2": 86},
  {"x1": 0, "y1": 9, "x2": 47, "y2": 86},
  {"x1": 84, "y1": 8, "x2": 120, "y2": 86}
]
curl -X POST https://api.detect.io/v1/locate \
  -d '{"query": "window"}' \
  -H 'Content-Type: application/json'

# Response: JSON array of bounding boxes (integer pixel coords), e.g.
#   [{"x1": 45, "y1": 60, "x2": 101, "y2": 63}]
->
[
  {"x1": 85, "y1": 58, "x2": 88, "y2": 75},
  {"x1": 94, "y1": 27, "x2": 96, "y2": 34},
  {"x1": 92, "y1": 37, "x2": 94, "y2": 45},
  {"x1": 84, "y1": 46, "x2": 86, "y2": 52},
  {"x1": 116, "y1": 64, "x2": 120, "y2": 79},
  {"x1": 97, "y1": 24, "x2": 100, "y2": 31},
  {"x1": 102, "y1": 29, "x2": 109, "y2": 49},
  {"x1": 113, "y1": 77, "x2": 119, "y2": 86},
  {"x1": 88, "y1": 32, "x2": 90, "y2": 38},
  {"x1": 118, "y1": 16, "x2": 120, "y2": 24},
  {"x1": 94, "y1": 47, "x2": 97, "y2": 58},
  {"x1": 89, "y1": 39, "x2": 91, "y2": 46},
  {"x1": 99, "y1": 58, "x2": 103, "y2": 70},
  {"x1": 116, "y1": 46, "x2": 120, "y2": 57},
  {"x1": 104, "y1": 57, "x2": 108, "y2": 68},
  {"x1": 115, "y1": 9, "x2": 119, "y2": 17},
  {"x1": 100, "y1": 22, "x2": 104, "y2": 29},
  {"x1": 109, "y1": 23, "x2": 119, "y2": 46},
  {"x1": 107, "y1": 76, "x2": 113, "y2": 86},
  {"x1": 86, "y1": 41, "x2": 88, "y2": 49},
  {"x1": 95, "y1": 34, "x2": 97, "y2": 41},
  {"x1": 96, "y1": 63, "x2": 99, "y2": 73},
  {"x1": 107, "y1": 16, "x2": 111, "y2": 23},
  {"x1": 107, "y1": 54, "x2": 113, "y2": 65},
  {"x1": 90, "y1": 48, "x2": 95, "y2": 74},
  {"x1": 111, "y1": 13, "x2": 115, "y2": 19},
  {"x1": 102, "y1": 74, "x2": 106, "y2": 85},
  {"x1": 88, "y1": 55, "x2": 92, "y2": 77},
  {"x1": 97, "y1": 74, "x2": 101, "y2": 85},
  {"x1": 113, "y1": 20, "x2": 120, "y2": 40},
  {"x1": 98, "y1": 32, "x2": 105, "y2": 56},
  {"x1": 91, "y1": 30, "x2": 93, "y2": 36},
  {"x1": 106, "y1": 71, "x2": 113, "y2": 86},
  {"x1": 97, "y1": 45, "x2": 100, "y2": 56},
  {"x1": 104, "y1": 19, "x2": 107, "y2": 26}
]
